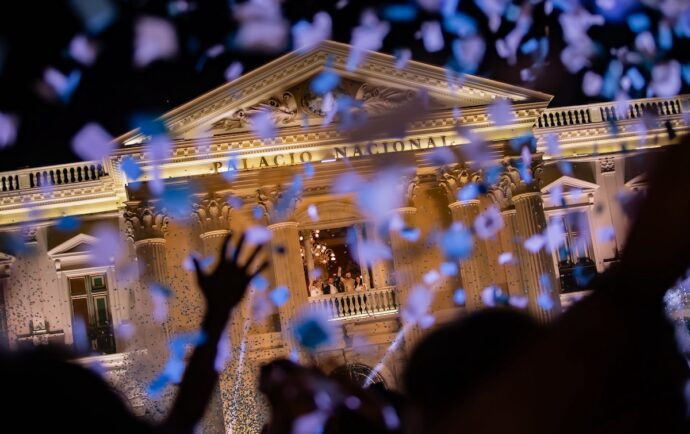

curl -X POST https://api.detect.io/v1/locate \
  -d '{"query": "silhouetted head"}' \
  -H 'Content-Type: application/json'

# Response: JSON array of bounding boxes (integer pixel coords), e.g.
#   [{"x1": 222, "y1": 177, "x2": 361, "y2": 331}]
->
[
  {"x1": 0, "y1": 347, "x2": 151, "y2": 434},
  {"x1": 404, "y1": 308, "x2": 542, "y2": 432}
]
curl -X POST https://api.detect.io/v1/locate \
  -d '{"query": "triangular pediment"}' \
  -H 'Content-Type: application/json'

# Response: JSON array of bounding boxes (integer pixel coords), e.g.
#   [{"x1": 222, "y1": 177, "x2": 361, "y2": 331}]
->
[
  {"x1": 541, "y1": 175, "x2": 600, "y2": 194},
  {"x1": 47, "y1": 233, "x2": 98, "y2": 257},
  {"x1": 117, "y1": 40, "x2": 553, "y2": 145}
]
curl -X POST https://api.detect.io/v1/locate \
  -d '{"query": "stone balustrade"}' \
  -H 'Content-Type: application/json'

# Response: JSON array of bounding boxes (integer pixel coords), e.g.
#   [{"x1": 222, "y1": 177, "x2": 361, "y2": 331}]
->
[
  {"x1": 308, "y1": 286, "x2": 399, "y2": 321},
  {"x1": 536, "y1": 95, "x2": 689, "y2": 129},
  {"x1": 0, "y1": 160, "x2": 107, "y2": 193}
]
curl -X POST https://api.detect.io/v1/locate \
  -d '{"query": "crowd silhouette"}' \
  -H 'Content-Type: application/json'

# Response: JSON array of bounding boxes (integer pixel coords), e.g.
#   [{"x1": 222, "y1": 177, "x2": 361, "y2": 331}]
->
[{"x1": 2, "y1": 139, "x2": 690, "y2": 434}]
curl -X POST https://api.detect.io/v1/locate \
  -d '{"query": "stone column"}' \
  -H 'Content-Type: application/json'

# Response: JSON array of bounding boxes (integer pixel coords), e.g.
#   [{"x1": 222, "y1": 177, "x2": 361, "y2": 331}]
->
[
  {"x1": 499, "y1": 209, "x2": 529, "y2": 297},
  {"x1": 388, "y1": 207, "x2": 424, "y2": 352},
  {"x1": 0, "y1": 254, "x2": 14, "y2": 350},
  {"x1": 366, "y1": 222, "x2": 393, "y2": 289},
  {"x1": 439, "y1": 165, "x2": 492, "y2": 312},
  {"x1": 123, "y1": 202, "x2": 172, "y2": 418},
  {"x1": 192, "y1": 194, "x2": 232, "y2": 258},
  {"x1": 354, "y1": 224, "x2": 371, "y2": 287},
  {"x1": 513, "y1": 192, "x2": 562, "y2": 321},
  {"x1": 488, "y1": 183, "x2": 528, "y2": 298},
  {"x1": 268, "y1": 221, "x2": 307, "y2": 355},
  {"x1": 302, "y1": 230, "x2": 316, "y2": 280},
  {"x1": 501, "y1": 161, "x2": 562, "y2": 322},
  {"x1": 191, "y1": 195, "x2": 232, "y2": 434}
]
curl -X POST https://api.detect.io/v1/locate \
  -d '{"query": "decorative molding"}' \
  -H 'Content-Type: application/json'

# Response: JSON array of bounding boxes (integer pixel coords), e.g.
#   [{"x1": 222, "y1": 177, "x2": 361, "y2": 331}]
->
[
  {"x1": 21, "y1": 226, "x2": 38, "y2": 244},
  {"x1": 191, "y1": 193, "x2": 233, "y2": 235},
  {"x1": 123, "y1": 203, "x2": 170, "y2": 242},
  {"x1": 599, "y1": 157, "x2": 615, "y2": 173},
  {"x1": 211, "y1": 91, "x2": 299, "y2": 132},
  {"x1": 438, "y1": 164, "x2": 482, "y2": 204}
]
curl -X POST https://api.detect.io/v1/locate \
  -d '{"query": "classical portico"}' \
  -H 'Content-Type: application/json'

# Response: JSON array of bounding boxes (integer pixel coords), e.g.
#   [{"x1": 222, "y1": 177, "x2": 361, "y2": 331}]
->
[{"x1": 0, "y1": 41, "x2": 689, "y2": 432}]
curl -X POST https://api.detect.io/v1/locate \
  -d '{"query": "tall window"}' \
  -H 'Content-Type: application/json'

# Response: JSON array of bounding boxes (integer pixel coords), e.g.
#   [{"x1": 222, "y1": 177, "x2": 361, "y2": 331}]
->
[
  {"x1": 68, "y1": 274, "x2": 116, "y2": 354},
  {"x1": 550, "y1": 212, "x2": 597, "y2": 293}
]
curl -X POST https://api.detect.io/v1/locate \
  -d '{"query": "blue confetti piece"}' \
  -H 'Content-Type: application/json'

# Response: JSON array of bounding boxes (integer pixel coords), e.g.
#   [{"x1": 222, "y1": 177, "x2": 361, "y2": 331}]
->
[
  {"x1": 251, "y1": 274, "x2": 269, "y2": 291},
  {"x1": 520, "y1": 38, "x2": 539, "y2": 55},
  {"x1": 440, "y1": 261, "x2": 458, "y2": 276},
  {"x1": 658, "y1": 22, "x2": 673, "y2": 51},
  {"x1": 253, "y1": 205, "x2": 264, "y2": 220},
  {"x1": 574, "y1": 263, "x2": 596, "y2": 287},
  {"x1": 537, "y1": 293, "x2": 554, "y2": 311},
  {"x1": 150, "y1": 283, "x2": 173, "y2": 298},
  {"x1": 627, "y1": 13, "x2": 650, "y2": 33},
  {"x1": 382, "y1": 4, "x2": 418, "y2": 22},
  {"x1": 56, "y1": 215, "x2": 81, "y2": 231},
  {"x1": 269, "y1": 285, "x2": 290, "y2": 307},
  {"x1": 294, "y1": 314, "x2": 332, "y2": 351},
  {"x1": 304, "y1": 162, "x2": 315, "y2": 178},
  {"x1": 400, "y1": 227, "x2": 420, "y2": 242},
  {"x1": 310, "y1": 70, "x2": 340, "y2": 95},
  {"x1": 69, "y1": 0, "x2": 118, "y2": 35},
  {"x1": 443, "y1": 13, "x2": 477, "y2": 37},
  {"x1": 453, "y1": 288, "x2": 466, "y2": 305},
  {"x1": 161, "y1": 185, "x2": 194, "y2": 219},
  {"x1": 228, "y1": 195, "x2": 243, "y2": 209},
  {"x1": 440, "y1": 223, "x2": 473, "y2": 261},
  {"x1": 457, "y1": 183, "x2": 480, "y2": 201},
  {"x1": 626, "y1": 67, "x2": 645, "y2": 91},
  {"x1": 558, "y1": 160, "x2": 573, "y2": 176},
  {"x1": 121, "y1": 156, "x2": 142, "y2": 181}
]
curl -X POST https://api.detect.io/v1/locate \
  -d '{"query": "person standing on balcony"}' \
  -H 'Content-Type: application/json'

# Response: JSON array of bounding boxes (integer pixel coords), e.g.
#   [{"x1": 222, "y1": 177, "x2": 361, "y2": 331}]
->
[
  {"x1": 309, "y1": 280, "x2": 322, "y2": 297},
  {"x1": 342, "y1": 271, "x2": 355, "y2": 293},
  {"x1": 354, "y1": 276, "x2": 367, "y2": 292}
]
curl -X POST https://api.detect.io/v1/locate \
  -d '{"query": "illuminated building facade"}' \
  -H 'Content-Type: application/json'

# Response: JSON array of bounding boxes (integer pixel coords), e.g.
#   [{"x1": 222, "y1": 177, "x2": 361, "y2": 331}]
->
[{"x1": 0, "y1": 42, "x2": 688, "y2": 432}]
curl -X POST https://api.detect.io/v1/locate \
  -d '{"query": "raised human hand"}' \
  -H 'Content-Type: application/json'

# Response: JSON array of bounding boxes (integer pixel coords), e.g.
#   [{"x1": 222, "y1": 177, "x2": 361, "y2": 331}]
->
[{"x1": 192, "y1": 232, "x2": 268, "y2": 327}]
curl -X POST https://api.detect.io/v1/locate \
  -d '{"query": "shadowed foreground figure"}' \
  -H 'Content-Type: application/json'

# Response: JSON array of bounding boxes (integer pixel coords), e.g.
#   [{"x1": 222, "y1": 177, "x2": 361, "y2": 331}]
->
[
  {"x1": 405, "y1": 140, "x2": 690, "y2": 434},
  {"x1": 259, "y1": 358, "x2": 405, "y2": 434},
  {"x1": 0, "y1": 233, "x2": 267, "y2": 434}
]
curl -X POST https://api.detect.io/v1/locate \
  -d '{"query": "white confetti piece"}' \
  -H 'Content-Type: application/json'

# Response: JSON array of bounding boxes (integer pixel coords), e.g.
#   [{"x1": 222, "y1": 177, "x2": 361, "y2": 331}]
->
[
  {"x1": 134, "y1": 16, "x2": 178, "y2": 68},
  {"x1": 71, "y1": 122, "x2": 115, "y2": 161}
]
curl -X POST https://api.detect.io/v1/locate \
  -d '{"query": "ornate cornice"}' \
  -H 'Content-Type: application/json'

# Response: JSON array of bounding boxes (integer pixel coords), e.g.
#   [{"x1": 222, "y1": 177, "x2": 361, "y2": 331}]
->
[
  {"x1": 191, "y1": 194, "x2": 233, "y2": 235},
  {"x1": 438, "y1": 164, "x2": 483, "y2": 204},
  {"x1": 123, "y1": 203, "x2": 170, "y2": 242}
]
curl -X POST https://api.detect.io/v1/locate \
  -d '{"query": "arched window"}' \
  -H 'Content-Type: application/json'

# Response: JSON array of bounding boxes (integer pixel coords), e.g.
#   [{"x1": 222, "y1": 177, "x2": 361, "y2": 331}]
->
[{"x1": 329, "y1": 363, "x2": 386, "y2": 389}]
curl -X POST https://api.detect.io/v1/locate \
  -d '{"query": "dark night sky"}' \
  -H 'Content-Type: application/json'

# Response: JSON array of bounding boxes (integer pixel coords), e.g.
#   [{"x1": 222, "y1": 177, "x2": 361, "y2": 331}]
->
[{"x1": 0, "y1": 0, "x2": 686, "y2": 171}]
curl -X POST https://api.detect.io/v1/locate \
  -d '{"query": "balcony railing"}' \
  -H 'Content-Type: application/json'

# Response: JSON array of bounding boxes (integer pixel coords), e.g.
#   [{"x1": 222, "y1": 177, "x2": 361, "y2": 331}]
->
[
  {"x1": 308, "y1": 286, "x2": 399, "y2": 321},
  {"x1": 0, "y1": 161, "x2": 107, "y2": 193},
  {"x1": 536, "y1": 95, "x2": 689, "y2": 129}
]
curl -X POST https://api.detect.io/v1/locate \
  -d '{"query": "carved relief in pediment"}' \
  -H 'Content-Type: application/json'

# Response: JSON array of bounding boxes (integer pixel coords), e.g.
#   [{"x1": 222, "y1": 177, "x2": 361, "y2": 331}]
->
[{"x1": 210, "y1": 78, "x2": 421, "y2": 133}]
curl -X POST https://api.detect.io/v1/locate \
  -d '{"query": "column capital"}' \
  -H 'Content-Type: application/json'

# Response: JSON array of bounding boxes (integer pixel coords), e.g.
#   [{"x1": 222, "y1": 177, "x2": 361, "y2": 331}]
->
[
  {"x1": 438, "y1": 164, "x2": 482, "y2": 203},
  {"x1": 500, "y1": 157, "x2": 544, "y2": 199},
  {"x1": 124, "y1": 202, "x2": 170, "y2": 242},
  {"x1": 256, "y1": 184, "x2": 302, "y2": 224},
  {"x1": 191, "y1": 193, "x2": 232, "y2": 236}
]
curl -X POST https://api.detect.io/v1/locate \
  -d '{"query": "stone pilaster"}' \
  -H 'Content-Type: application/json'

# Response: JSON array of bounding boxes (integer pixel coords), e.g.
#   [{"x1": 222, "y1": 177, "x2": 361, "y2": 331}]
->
[
  {"x1": 439, "y1": 165, "x2": 492, "y2": 312},
  {"x1": 123, "y1": 202, "x2": 172, "y2": 419},
  {"x1": 0, "y1": 253, "x2": 14, "y2": 350},
  {"x1": 191, "y1": 194, "x2": 232, "y2": 434}
]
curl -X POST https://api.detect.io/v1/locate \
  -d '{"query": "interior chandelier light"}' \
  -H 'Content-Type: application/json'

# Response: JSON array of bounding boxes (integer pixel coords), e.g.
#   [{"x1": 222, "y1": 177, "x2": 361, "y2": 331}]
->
[{"x1": 299, "y1": 229, "x2": 336, "y2": 264}]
